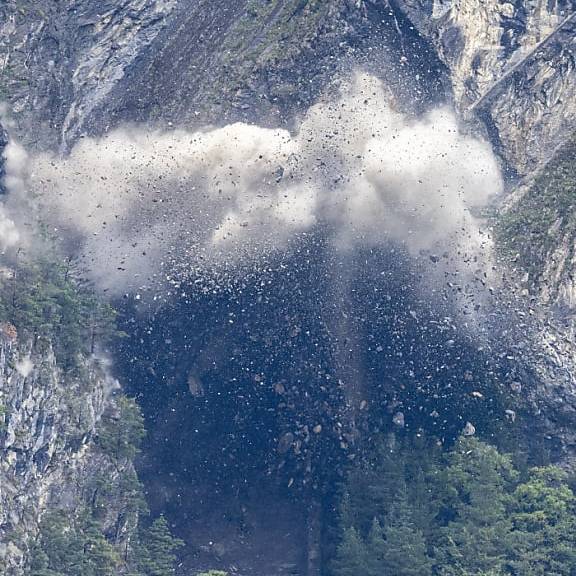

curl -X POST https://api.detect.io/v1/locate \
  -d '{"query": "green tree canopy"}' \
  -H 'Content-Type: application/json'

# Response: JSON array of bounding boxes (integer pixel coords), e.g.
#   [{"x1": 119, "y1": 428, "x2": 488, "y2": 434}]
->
[
  {"x1": 330, "y1": 436, "x2": 576, "y2": 576},
  {"x1": 136, "y1": 516, "x2": 184, "y2": 576}
]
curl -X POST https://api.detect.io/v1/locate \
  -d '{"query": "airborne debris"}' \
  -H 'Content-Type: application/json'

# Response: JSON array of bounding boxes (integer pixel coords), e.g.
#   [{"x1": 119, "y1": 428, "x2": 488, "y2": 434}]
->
[
  {"x1": 393, "y1": 412, "x2": 405, "y2": 427},
  {"x1": 278, "y1": 432, "x2": 295, "y2": 454},
  {"x1": 505, "y1": 409, "x2": 516, "y2": 422}
]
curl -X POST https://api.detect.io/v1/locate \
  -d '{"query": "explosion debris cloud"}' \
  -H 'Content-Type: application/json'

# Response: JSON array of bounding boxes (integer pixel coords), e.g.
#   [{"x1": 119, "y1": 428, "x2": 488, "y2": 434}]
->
[{"x1": 12, "y1": 74, "x2": 502, "y2": 292}]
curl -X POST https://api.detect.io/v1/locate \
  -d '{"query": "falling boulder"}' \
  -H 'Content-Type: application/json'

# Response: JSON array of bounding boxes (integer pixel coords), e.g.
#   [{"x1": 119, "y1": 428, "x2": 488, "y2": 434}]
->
[
  {"x1": 278, "y1": 432, "x2": 295, "y2": 454},
  {"x1": 463, "y1": 422, "x2": 476, "y2": 436},
  {"x1": 187, "y1": 372, "x2": 205, "y2": 398},
  {"x1": 505, "y1": 409, "x2": 516, "y2": 422},
  {"x1": 393, "y1": 412, "x2": 405, "y2": 427}
]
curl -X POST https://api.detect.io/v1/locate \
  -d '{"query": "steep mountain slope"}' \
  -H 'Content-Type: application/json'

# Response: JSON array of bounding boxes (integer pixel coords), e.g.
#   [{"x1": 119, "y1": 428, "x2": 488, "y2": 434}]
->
[
  {"x1": 1, "y1": 0, "x2": 575, "y2": 175},
  {"x1": 1, "y1": 2, "x2": 576, "y2": 576},
  {"x1": 0, "y1": 0, "x2": 450, "y2": 147},
  {"x1": 498, "y1": 135, "x2": 576, "y2": 307}
]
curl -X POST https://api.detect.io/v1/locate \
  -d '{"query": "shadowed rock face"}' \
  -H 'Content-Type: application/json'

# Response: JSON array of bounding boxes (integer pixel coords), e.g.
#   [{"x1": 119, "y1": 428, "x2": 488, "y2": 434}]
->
[
  {"x1": 96, "y1": 0, "x2": 450, "y2": 128},
  {"x1": 115, "y1": 247, "x2": 531, "y2": 575}
]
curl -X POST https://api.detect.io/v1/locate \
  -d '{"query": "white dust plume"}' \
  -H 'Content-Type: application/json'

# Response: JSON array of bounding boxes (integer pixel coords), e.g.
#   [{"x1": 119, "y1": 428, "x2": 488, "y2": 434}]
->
[{"x1": 9, "y1": 74, "x2": 502, "y2": 293}]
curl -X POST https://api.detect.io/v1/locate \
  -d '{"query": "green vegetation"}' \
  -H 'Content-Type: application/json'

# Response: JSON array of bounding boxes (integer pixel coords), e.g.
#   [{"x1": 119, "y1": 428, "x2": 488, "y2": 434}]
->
[
  {"x1": 225, "y1": 0, "x2": 332, "y2": 63},
  {"x1": 28, "y1": 511, "x2": 183, "y2": 576},
  {"x1": 497, "y1": 135, "x2": 576, "y2": 290},
  {"x1": 29, "y1": 511, "x2": 120, "y2": 576},
  {"x1": 191, "y1": 0, "x2": 340, "y2": 116},
  {"x1": 90, "y1": 397, "x2": 147, "y2": 522},
  {"x1": 0, "y1": 255, "x2": 118, "y2": 369},
  {"x1": 96, "y1": 396, "x2": 146, "y2": 462},
  {"x1": 87, "y1": 464, "x2": 147, "y2": 526},
  {"x1": 134, "y1": 516, "x2": 184, "y2": 576},
  {"x1": 0, "y1": 61, "x2": 15, "y2": 102},
  {"x1": 26, "y1": 394, "x2": 182, "y2": 576},
  {"x1": 331, "y1": 436, "x2": 576, "y2": 576}
]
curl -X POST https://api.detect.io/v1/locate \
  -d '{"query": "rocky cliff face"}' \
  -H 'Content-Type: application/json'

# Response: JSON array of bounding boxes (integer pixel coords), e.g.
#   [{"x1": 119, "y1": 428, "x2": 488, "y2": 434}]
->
[
  {"x1": 1, "y1": 0, "x2": 574, "y2": 178},
  {"x1": 0, "y1": 329, "x2": 139, "y2": 575},
  {"x1": 0, "y1": 0, "x2": 451, "y2": 146},
  {"x1": 0, "y1": 0, "x2": 176, "y2": 150},
  {"x1": 398, "y1": 0, "x2": 576, "y2": 176}
]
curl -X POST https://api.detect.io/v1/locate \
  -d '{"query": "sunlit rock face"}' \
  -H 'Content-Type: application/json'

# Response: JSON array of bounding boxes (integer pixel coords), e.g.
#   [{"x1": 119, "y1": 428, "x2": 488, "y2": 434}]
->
[
  {"x1": 0, "y1": 333, "x2": 136, "y2": 575},
  {"x1": 398, "y1": 0, "x2": 576, "y2": 176}
]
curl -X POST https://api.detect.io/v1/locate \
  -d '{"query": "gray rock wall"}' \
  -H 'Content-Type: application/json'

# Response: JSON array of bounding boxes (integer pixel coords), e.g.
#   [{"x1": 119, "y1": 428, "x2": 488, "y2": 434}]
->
[
  {"x1": 397, "y1": 0, "x2": 576, "y2": 175},
  {"x1": 0, "y1": 330, "x2": 136, "y2": 575}
]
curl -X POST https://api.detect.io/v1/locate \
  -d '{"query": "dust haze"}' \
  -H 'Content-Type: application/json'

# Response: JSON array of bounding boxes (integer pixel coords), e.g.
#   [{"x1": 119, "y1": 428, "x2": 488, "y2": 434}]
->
[{"x1": 2, "y1": 74, "x2": 503, "y2": 293}]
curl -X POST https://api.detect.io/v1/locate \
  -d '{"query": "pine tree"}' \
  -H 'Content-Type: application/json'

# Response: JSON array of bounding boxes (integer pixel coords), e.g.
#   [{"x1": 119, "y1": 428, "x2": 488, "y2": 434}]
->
[
  {"x1": 366, "y1": 517, "x2": 386, "y2": 575},
  {"x1": 407, "y1": 459, "x2": 441, "y2": 537},
  {"x1": 331, "y1": 527, "x2": 370, "y2": 576},
  {"x1": 77, "y1": 517, "x2": 120, "y2": 576},
  {"x1": 344, "y1": 437, "x2": 407, "y2": 536},
  {"x1": 33, "y1": 510, "x2": 122, "y2": 576},
  {"x1": 338, "y1": 490, "x2": 356, "y2": 532},
  {"x1": 433, "y1": 438, "x2": 515, "y2": 576},
  {"x1": 377, "y1": 491, "x2": 432, "y2": 576},
  {"x1": 36, "y1": 511, "x2": 83, "y2": 575},
  {"x1": 509, "y1": 466, "x2": 576, "y2": 575},
  {"x1": 97, "y1": 397, "x2": 146, "y2": 462},
  {"x1": 137, "y1": 516, "x2": 184, "y2": 576}
]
